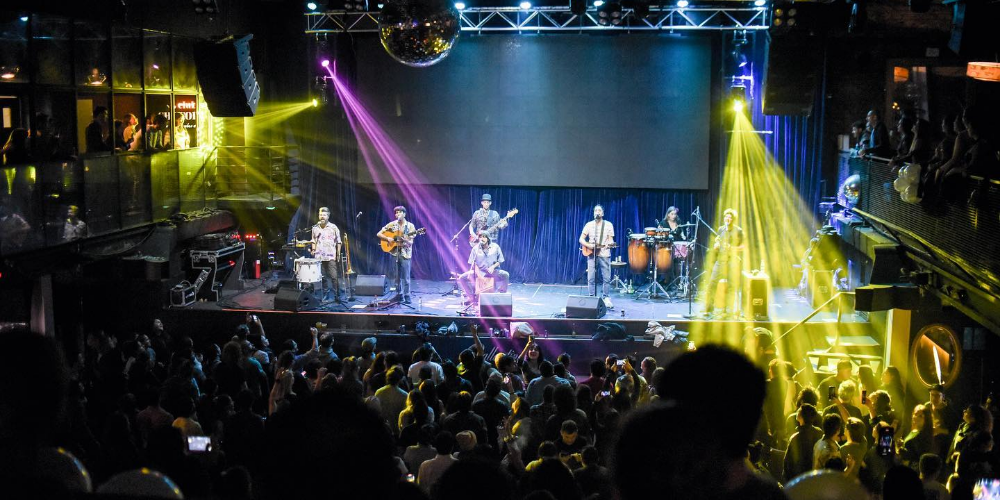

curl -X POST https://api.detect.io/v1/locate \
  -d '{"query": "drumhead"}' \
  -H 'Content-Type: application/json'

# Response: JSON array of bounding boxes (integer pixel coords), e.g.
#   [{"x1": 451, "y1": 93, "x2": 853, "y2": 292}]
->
[{"x1": 629, "y1": 233, "x2": 646, "y2": 241}]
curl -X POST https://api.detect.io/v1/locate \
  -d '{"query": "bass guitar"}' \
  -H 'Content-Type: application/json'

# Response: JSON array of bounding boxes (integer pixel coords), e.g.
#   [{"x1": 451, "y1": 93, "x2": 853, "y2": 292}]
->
[
  {"x1": 469, "y1": 208, "x2": 518, "y2": 245},
  {"x1": 380, "y1": 227, "x2": 426, "y2": 253},
  {"x1": 580, "y1": 242, "x2": 617, "y2": 257}
]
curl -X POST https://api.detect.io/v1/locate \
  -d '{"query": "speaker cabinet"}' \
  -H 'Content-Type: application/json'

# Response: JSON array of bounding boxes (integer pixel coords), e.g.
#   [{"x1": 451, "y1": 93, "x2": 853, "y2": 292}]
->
[
  {"x1": 194, "y1": 35, "x2": 261, "y2": 117},
  {"x1": 854, "y1": 284, "x2": 919, "y2": 312},
  {"x1": 763, "y1": 32, "x2": 822, "y2": 116},
  {"x1": 479, "y1": 293, "x2": 513, "y2": 317},
  {"x1": 566, "y1": 295, "x2": 607, "y2": 319},
  {"x1": 868, "y1": 245, "x2": 904, "y2": 285},
  {"x1": 274, "y1": 285, "x2": 319, "y2": 312},
  {"x1": 355, "y1": 274, "x2": 389, "y2": 296},
  {"x1": 743, "y1": 271, "x2": 770, "y2": 320}
]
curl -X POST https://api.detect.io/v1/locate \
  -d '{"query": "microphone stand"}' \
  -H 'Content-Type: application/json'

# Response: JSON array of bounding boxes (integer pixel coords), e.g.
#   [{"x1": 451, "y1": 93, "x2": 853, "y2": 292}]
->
[
  {"x1": 684, "y1": 207, "x2": 715, "y2": 318},
  {"x1": 445, "y1": 218, "x2": 474, "y2": 297}
]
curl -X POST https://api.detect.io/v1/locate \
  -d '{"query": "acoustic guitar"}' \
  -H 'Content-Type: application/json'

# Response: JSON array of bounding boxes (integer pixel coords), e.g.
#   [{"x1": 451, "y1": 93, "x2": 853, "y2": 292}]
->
[
  {"x1": 580, "y1": 242, "x2": 617, "y2": 257},
  {"x1": 380, "y1": 227, "x2": 426, "y2": 253},
  {"x1": 469, "y1": 208, "x2": 518, "y2": 245}
]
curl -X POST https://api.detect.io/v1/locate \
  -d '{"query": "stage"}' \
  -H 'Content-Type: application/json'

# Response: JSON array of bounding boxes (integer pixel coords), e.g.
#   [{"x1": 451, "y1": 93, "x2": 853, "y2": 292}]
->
[{"x1": 165, "y1": 277, "x2": 875, "y2": 376}]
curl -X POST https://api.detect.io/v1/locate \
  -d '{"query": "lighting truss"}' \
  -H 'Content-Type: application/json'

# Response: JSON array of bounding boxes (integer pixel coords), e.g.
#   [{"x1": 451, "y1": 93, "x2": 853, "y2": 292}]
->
[{"x1": 305, "y1": 6, "x2": 769, "y2": 34}]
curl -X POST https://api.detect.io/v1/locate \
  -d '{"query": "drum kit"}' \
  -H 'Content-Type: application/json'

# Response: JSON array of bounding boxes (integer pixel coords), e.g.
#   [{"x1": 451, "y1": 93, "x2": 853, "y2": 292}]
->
[{"x1": 625, "y1": 224, "x2": 696, "y2": 299}]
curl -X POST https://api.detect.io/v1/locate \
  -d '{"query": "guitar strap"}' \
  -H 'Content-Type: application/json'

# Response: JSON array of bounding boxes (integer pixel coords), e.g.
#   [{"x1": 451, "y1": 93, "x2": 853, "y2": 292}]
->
[{"x1": 596, "y1": 220, "x2": 606, "y2": 257}]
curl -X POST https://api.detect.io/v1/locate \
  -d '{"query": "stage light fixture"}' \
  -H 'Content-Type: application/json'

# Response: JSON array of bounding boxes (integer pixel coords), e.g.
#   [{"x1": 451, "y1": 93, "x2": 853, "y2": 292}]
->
[
  {"x1": 594, "y1": 0, "x2": 603, "y2": 5},
  {"x1": 307, "y1": 1, "x2": 318, "y2": 10},
  {"x1": 676, "y1": 0, "x2": 688, "y2": 7},
  {"x1": 321, "y1": 59, "x2": 331, "y2": 67},
  {"x1": 520, "y1": 1, "x2": 532, "y2": 9},
  {"x1": 312, "y1": 98, "x2": 319, "y2": 107},
  {"x1": 733, "y1": 99, "x2": 744, "y2": 113},
  {"x1": 192, "y1": 0, "x2": 220, "y2": 15},
  {"x1": 20, "y1": 16, "x2": 29, "y2": 22},
  {"x1": 596, "y1": 0, "x2": 623, "y2": 25},
  {"x1": 754, "y1": 0, "x2": 765, "y2": 6},
  {"x1": 455, "y1": 1, "x2": 466, "y2": 9}
]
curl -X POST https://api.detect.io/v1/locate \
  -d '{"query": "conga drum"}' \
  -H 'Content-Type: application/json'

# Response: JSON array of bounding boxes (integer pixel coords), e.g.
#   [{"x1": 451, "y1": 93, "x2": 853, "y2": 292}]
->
[
  {"x1": 627, "y1": 234, "x2": 650, "y2": 274},
  {"x1": 654, "y1": 242, "x2": 672, "y2": 274}
]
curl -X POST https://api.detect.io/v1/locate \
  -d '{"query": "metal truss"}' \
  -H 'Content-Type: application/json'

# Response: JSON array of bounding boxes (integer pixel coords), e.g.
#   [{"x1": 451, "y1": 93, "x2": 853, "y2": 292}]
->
[{"x1": 305, "y1": 6, "x2": 769, "y2": 34}]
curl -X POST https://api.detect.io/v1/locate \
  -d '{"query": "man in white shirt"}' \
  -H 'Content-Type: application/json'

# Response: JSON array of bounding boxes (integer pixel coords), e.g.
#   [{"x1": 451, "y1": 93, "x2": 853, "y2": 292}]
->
[
  {"x1": 311, "y1": 207, "x2": 342, "y2": 301},
  {"x1": 408, "y1": 343, "x2": 444, "y2": 385},
  {"x1": 417, "y1": 431, "x2": 458, "y2": 493},
  {"x1": 579, "y1": 204, "x2": 615, "y2": 308}
]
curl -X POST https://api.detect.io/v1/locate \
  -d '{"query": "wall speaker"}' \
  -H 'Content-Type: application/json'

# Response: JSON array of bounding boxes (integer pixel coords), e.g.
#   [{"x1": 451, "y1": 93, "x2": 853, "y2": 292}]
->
[
  {"x1": 566, "y1": 295, "x2": 606, "y2": 319},
  {"x1": 355, "y1": 274, "x2": 389, "y2": 296},
  {"x1": 479, "y1": 293, "x2": 513, "y2": 317},
  {"x1": 854, "y1": 284, "x2": 919, "y2": 311},
  {"x1": 194, "y1": 34, "x2": 261, "y2": 117},
  {"x1": 274, "y1": 285, "x2": 319, "y2": 312}
]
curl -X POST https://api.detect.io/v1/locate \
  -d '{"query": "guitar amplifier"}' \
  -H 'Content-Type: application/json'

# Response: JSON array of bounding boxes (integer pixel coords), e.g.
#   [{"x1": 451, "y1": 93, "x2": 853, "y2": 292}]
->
[{"x1": 742, "y1": 270, "x2": 770, "y2": 320}]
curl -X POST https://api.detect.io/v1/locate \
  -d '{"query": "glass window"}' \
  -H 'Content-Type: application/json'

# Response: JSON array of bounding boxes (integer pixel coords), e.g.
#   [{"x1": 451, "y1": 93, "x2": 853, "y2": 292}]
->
[
  {"x1": 112, "y1": 94, "x2": 143, "y2": 151},
  {"x1": 112, "y1": 26, "x2": 141, "y2": 89},
  {"x1": 32, "y1": 16, "x2": 72, "y2": 86},
  {"x1": 76, "y1": 93, "x2": 111, "y2": 155},
  {"x1": 0, "y1": 16, "x2": 29, "y2": 84},
  {"x1": 74, "y1": 20, "x2": 109, "y2": 88},
  {"x1": 119, "y1": 153, "x2": 151, "y2": 227},
  {"x1": 82, "y1": 155, "x2": 120, "y2": 235},
  {"x1": 172, "y1": 37, "x2": 198, "y2": 91},
  {"x1": 143, "y1": 32, "x2": 171, "y2": 90},
  {"x1": 32, "y1": 90, "x2": 77, "y2": 161},
  {"x1": 145, "y1": 94, "x2": 172, "y2": 150},
  {"x1": 174, "y1": 95, "x2": 197, "y2": 149},
  {"x1": 0, "y1": 93, "x2": 29, "y2": 163}
]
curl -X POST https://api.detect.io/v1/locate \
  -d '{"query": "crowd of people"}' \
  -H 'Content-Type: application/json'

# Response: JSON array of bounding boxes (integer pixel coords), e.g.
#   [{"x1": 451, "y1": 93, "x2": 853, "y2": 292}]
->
[
  {"x1": 851, "y1": 106, "x2": 999, "y2": 196},
  {"x1": 2, "y1": 318, "x2": 998, "y2": 500}
]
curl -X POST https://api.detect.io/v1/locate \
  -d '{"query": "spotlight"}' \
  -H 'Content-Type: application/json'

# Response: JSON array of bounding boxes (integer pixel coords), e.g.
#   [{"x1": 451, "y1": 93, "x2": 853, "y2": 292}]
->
[
  {"x1": 676, "y1": 0, "x2": 688, "y2": 7},
  {"x1": 312, "y1": 98, "x2": 319, "y2": 107},
  {"x1": 594, "y1": 0, "x2": 603, "y2": 6},
  {"x1": 20, "y1": 16, "x2": 29, "y2": 22},
  {"x1": 596, "y1": 0, "x2": 623, "y2": 25},
  {"x1": 520, "y1": 1, "x2": 531, "y2": 9},
  {"x1": 321, "y1": 59, "x2": 330, "y2": 67},
  {"x1": 192, "y1": 0, "x2": 220, "y2": 14},
  {"x1": 344, "y1": 0, "x2": 368, "y2": 10},
  {"x1": 455, "y1": 1, "x2": 465, "y2": 8},
  {"x1": 754, "y1": 0, "x2": 765, "y2": 5},
  {"x1": 307, "y1": 1, "x2": 318, "y2": 10},
  {"x1": 377, "y1": 3, "x2": 384, "y2": 7}
]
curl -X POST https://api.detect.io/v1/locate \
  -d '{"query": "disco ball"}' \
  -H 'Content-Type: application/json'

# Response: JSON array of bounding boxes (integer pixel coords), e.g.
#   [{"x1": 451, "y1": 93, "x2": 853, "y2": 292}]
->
[
  {"x1": 839, "y1": 174, "x2": 862, "y2": 209},
  {"x1": 378, "y1": 0, "x2": 461, "y2": 68}
]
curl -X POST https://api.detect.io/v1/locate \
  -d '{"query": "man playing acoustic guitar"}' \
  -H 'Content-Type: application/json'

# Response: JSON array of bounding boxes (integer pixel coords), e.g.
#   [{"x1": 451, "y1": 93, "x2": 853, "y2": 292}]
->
[
  {"x1": 377, "y1": 205, "x2": 419, "y2": 304},
  {"x1": 579, "y1": 204, "x2": 615, "y2": 308}
]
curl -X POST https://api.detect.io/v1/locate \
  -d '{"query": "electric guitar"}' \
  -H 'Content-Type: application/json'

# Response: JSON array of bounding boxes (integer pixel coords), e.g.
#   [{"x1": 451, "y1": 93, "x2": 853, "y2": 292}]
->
[
  {"x1": 380, "y1": 227, "x2": 426, "y2": 253},
  {"x1": 580, "y1": 242, "x2": 617, "y2": 257},
  {"x1": 469, "y1": 208, "x2": 518, "y2": 245}
]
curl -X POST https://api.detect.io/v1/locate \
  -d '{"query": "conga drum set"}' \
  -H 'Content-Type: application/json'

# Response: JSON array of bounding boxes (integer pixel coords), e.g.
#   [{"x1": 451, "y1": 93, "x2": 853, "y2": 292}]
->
[{"x1": 627, "y1": 225, "x2": 694, "y2": 299}]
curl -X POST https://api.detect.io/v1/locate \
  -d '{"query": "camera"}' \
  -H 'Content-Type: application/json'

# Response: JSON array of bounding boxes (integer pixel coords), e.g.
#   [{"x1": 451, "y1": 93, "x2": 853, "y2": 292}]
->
[
  {"x1": 876, "y1": 426, "x2": 895, "y2": 456},
  {"x1": 187, "y1": 436, "x2": 212, "y2": 453}
]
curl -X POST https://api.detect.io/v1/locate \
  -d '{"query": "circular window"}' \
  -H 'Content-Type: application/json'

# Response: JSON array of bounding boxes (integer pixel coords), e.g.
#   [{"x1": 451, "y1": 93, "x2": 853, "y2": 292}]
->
[{"x1": 909, "y1": 323, "x2": 962, "y2": 388}]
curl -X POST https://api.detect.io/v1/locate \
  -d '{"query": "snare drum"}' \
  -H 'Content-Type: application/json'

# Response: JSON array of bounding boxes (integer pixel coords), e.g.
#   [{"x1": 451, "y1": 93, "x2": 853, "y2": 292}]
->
[
  {"x1": 294, "y1": 258, "x2": 323, "y2": 283},
  {"x1": 672, "y1": 241, "x2": 691, "y2": 260}
]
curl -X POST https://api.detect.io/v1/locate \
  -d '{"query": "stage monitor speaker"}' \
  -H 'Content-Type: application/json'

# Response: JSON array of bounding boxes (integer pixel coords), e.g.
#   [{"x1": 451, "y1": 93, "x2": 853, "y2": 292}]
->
[
  {"x1": 855, "y1": 284, "x2": 919, "y2": 312},
  {"x1": 355, "y1": 274, "x2": 389, "y2": 296},
  {"x1": 763, "y1": 32, "x2": 822, "y2": 116},
  {"x1": 479, "y1": 293, "x2": 513, "y2": 317},
  {"x1": 194, "y1": 35, "x2": 260, "y2": 117},
  {"x1": 566, "y1": 295, "x2": 606, "y2": 319},
  {"x1": 274, "y1": 285, "x2": 319, "y2": 312},
  {"x1": 743, "y1": 272, "x2": 770, "y2": 320},
  {"x1": 868, "y1": 245, "x2": 904, "y2": 285},
  {"x1": 810, "y1": 269, "x2": 835, "y2": 308}
]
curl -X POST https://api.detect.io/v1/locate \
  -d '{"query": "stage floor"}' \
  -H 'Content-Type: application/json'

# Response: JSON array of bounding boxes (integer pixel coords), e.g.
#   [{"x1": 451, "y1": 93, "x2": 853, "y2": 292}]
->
[{"x1": 195, "y1": 278, "x2": 863, "y2": 325}]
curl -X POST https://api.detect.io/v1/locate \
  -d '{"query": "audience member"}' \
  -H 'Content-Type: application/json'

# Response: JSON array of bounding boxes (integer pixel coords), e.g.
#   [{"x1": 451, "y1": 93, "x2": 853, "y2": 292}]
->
[
  {"x1": 919, "y1": 453, "x2": 950, "y2": 500},
  {"x1": 784, "y1": 403, "x2": 823, "y2": 481},
  {"x1": 861, "y1": 108, "x2": 892, "y2": 158},
  {"x1": 2, "y1": 128, "x2": 32, "y2": 165},
  {"x1": 85, "y1": 107, "x2": 112, "y2": 153},
  {"x1": 376, "y1": 366, "x2": 409, "y2": 436},
  {"x1": 418, "y1": 431, "x2": 459, "y2": 494},
  {"x1": 814, "y1": 414, "x2": 843, "y2": 470}
]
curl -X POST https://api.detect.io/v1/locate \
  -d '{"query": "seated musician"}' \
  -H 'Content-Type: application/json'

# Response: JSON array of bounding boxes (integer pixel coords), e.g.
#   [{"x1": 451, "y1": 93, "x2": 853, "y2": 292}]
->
[
  {"x1": 661, "y1": 206, "x2": 688, "y2": 241},
  {"x1": 459, "y1": 231, "x2": 510, "y2": 300}
]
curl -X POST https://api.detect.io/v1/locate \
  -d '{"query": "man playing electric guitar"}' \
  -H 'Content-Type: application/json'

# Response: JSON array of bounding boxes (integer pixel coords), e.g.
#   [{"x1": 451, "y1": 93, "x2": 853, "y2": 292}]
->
[
  {"x1": 377, "y1": 205, "x2": 418, "y2": 304},
  {"x1": 459, "y1": 232, "x2": 510, "y2": 302},
  {"x1": 470, "y1": 194, "x2": 513, "y2": 244},
  {"x1": 579, "y1": 204, "x2": 615, "y2": 308}
]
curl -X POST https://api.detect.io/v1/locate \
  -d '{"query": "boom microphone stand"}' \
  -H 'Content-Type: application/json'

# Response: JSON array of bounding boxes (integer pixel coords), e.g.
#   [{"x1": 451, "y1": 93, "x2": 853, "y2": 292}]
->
[
  {"x1": 683, "y1": 207, "x2": 716, "y2": 318},
  {"x1": 445, "y1": 219, "x2": 473, "y2": 297}
]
